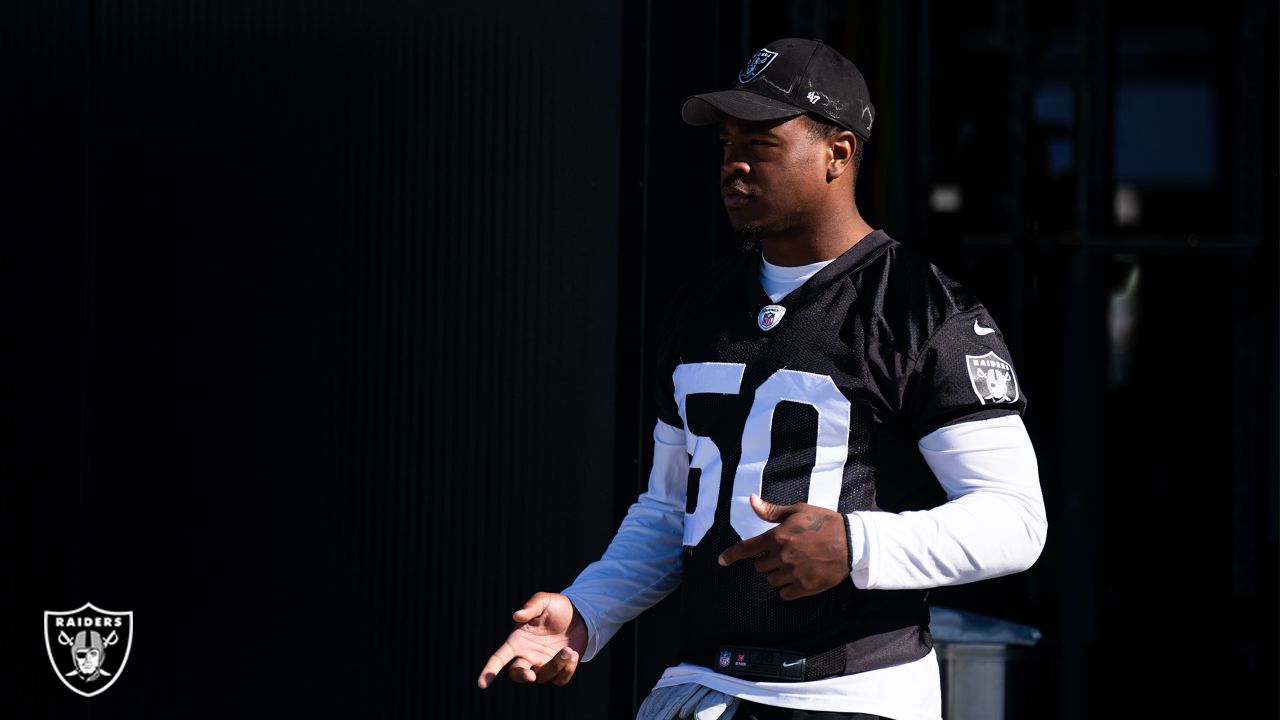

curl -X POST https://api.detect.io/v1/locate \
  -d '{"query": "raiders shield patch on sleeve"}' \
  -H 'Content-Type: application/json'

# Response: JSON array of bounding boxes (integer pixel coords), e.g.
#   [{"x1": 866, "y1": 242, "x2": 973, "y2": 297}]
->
[{"x1": 965, "y1": 351, "x2": 1019, "y2": 404}]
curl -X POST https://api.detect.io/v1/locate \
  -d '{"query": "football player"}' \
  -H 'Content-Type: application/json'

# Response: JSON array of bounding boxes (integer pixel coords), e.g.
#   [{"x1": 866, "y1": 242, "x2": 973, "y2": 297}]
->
[{"x1": 478, "y1": 38, "x2": 1046, "y2": 720}]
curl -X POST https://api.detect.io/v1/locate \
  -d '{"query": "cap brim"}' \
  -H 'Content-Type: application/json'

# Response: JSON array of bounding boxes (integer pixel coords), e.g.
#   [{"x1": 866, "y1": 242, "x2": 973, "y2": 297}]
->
[{"x1": 681, "y1": 90, "x2": 806, "y2": 126}]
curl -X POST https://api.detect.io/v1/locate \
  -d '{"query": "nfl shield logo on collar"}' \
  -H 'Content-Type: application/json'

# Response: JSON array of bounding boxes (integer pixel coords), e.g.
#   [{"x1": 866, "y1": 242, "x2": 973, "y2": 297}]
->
[
  {"x1": 757, "y1": 304, "x2": 786, "y2": 331},
  {"x1": 739, "y1": 48, "x2": 778, "y2": 84}
]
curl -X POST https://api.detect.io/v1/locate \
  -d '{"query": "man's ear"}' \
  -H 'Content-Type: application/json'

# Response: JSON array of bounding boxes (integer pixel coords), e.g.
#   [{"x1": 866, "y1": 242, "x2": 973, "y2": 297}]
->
[{"x1": 827, "y1": 131, "x2": 857, "y2": 182}]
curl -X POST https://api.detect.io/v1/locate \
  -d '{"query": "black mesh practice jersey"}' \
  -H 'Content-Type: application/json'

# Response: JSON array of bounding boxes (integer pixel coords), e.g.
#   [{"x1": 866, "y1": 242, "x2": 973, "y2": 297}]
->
[{"x1": 653, "y1": 229, "x2": 1028, "y2": 676}]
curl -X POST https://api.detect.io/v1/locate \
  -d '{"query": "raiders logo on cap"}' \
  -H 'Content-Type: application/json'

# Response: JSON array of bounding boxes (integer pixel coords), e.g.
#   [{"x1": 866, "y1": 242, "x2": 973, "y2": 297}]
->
[
  {"x1": 738, "y1": 48, "x2": 779, "y2": 84},
  {"x1": 681, "y1": 38, "x2": 877, "y2": 142}
]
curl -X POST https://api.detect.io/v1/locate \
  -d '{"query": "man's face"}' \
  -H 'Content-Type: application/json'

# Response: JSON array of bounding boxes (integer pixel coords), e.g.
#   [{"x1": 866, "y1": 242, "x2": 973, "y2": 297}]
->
[
  {"x1": 76, "y1": 647, "x2": 101, "y2": 675},
  {"x1": 718, "y1": 114, "x2": 831, "y2": 239}
]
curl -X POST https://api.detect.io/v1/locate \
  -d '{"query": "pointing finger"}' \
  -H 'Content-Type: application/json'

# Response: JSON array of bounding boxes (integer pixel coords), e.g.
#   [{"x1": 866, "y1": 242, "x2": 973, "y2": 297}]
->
[
  {"x1": 477, "y1": 641, "x2": 517, "y2": 689},
  {"x1": 719, "y1": 533, "x2": 768, "y2": 566}
]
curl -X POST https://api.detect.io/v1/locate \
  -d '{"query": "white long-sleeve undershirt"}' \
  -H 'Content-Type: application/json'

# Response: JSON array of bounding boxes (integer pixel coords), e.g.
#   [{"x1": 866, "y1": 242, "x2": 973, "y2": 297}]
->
[
  {"x1": 563, "y1": 419, "x2": 688, "y2": 662},
  {"x1": 849, "y1": 414, "x2": 1047, "y2": 589}
]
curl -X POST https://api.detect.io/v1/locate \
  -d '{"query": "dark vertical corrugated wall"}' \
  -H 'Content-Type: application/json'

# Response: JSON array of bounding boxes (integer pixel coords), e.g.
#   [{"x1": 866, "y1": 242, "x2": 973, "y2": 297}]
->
[{"x1": 2, "y1": 2, "x2": 620, "y2": 717}]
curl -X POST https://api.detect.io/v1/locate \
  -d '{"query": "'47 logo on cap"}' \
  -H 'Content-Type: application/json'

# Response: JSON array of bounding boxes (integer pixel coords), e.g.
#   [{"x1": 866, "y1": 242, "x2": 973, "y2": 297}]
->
[{"x1": 738, "y1": 48, "x2": 778, "y2": 84}]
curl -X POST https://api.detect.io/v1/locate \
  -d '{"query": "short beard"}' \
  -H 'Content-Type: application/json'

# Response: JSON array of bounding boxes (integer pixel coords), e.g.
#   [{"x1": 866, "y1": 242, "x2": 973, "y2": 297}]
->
[{"x1": 732, "y1": 223, "x2": 763, "y2": 252}]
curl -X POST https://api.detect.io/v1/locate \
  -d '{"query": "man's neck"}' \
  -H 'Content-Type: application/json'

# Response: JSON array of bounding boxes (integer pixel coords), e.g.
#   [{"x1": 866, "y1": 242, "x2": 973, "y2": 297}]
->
[{"x1": 759, "y1": 214, "x2": 877, "y2": 267}]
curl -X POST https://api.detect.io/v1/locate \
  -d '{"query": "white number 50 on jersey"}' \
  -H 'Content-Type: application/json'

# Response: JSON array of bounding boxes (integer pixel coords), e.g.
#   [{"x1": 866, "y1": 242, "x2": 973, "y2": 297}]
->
[{"x1": 673, "y1": 362, "x2": 851, "y2": 546}]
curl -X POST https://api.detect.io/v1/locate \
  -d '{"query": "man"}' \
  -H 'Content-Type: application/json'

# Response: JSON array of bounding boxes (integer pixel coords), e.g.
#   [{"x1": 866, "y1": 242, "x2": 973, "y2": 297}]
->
[{"x1": 478, "y1": 38, "x2": 1047, "y2": 720}]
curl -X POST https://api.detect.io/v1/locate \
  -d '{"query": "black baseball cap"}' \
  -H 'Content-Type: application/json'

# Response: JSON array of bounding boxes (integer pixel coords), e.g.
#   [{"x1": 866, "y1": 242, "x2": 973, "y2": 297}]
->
[{"x1": 682, "y1": 38, "x2": 876, "y2": 141}]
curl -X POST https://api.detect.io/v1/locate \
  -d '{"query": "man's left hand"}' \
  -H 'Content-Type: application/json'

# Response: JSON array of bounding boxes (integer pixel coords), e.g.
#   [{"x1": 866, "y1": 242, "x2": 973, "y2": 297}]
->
[{"x1": 717, "y1": 493, "x2": 850, "y2": 601}]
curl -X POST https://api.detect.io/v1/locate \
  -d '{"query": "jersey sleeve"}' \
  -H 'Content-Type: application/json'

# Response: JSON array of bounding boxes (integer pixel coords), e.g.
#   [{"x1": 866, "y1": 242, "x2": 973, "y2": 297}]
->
[{"x1": 901, "y1": 306, "x2": 1028, "y2": 441}]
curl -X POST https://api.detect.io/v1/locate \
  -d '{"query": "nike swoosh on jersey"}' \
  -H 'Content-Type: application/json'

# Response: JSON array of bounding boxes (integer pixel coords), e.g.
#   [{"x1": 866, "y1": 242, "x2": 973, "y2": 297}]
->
[
  {"x1": 973, "y1": 320, "x2": 996, "y2": 336},
  {"x1": 782, "y1": 659, "x2": 803, "y2": 668}
]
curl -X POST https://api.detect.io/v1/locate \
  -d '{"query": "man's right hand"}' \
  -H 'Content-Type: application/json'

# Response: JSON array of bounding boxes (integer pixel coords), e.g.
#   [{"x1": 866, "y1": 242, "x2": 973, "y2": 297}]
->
[{"x1": 477, "y1": 592, "x2": 588, "y2": 689}]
